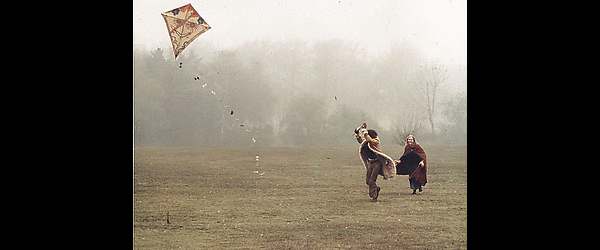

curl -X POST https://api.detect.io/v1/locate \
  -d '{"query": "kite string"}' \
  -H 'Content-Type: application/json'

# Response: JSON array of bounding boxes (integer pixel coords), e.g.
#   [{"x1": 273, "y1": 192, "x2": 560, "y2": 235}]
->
[{"x1": 181, "y1": 63, "x2": 261, "y2": 173}]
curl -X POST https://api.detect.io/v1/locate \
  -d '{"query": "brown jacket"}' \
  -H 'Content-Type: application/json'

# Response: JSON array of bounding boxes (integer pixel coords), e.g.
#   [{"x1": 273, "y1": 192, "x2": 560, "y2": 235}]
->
[
  {"x1": 357, "y1": 135, "x2": 396, "y2": 180},
  {"x1": 356, "y1": 133, "x2": 381, "y2": 152}
]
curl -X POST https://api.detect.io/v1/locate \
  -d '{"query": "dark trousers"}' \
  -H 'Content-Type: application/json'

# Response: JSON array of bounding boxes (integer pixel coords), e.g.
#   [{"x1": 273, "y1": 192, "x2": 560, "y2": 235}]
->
[
  {"x1": 409, "y1": 178, "x2": 422, "y2": 194},
  {"x1": 365, "y1": 159, "x2": 382, "y2": 199}
]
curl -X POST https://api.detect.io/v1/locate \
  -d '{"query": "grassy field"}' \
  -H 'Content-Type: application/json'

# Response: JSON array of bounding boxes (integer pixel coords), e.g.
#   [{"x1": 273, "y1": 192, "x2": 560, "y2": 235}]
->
[{"x1": 134, "y1": 146, "x2": 467, "y2": 249}]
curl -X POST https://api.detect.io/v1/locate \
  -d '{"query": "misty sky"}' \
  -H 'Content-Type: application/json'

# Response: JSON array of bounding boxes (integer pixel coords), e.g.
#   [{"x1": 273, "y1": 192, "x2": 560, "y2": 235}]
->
[{"x1": 133, "y1": 0, "x2": 467, "y2": 66}]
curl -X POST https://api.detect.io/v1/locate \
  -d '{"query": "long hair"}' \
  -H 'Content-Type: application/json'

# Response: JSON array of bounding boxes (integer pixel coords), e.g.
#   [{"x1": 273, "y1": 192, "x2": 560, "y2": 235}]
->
[{"x1": 406, "y1": 134, "x2": 417, "y2": 144}]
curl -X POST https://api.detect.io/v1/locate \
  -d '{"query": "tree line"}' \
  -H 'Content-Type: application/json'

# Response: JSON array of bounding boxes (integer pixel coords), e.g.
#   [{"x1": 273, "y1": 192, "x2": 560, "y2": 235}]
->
[{"x1": 134, "y1": 39, "x2": 466, "y2": 147}]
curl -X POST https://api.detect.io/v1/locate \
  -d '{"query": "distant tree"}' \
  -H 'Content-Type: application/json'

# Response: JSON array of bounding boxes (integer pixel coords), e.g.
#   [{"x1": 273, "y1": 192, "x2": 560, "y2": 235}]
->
[
  {"x1": 441, "y1": 91, "x2": 467, "y2": 144},
  {"x1": 325, "y1": 104, "x2": 373, "y2": 146},
  {"x1": 410, "y1": 61, "x2": 449, "y2": 136},
  {"x1": 392, "y1": 110, "x2": 424, "y2": 146},
  {"x1": 279, "y1": 95, "x2": 327, "y2": 146},
  {"x1": 373, "y1": 41, "x2": 428, "y2": 145}
]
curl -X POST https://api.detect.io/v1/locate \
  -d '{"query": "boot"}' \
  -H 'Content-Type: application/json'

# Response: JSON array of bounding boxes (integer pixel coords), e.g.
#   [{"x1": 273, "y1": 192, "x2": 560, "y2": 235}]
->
[{"x1": 371, "y1": 187, "x2": 381, "y2": 202}]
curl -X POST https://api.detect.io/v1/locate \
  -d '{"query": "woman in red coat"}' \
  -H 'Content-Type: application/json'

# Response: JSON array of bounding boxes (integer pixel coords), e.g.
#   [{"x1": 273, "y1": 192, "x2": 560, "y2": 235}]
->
[{"x1": 395, "y1": 135, "x2": 427, "y2": 194}]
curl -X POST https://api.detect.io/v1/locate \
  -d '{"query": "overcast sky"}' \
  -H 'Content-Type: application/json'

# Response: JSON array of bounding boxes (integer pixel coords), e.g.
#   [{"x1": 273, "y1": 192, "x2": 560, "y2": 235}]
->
[{"x1": 133, "y1": 0, "x2": 467, "y2": 66}]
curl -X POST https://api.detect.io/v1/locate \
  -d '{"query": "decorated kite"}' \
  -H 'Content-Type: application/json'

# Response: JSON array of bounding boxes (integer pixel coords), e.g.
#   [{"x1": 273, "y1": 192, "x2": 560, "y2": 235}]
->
[{"x1": 161, "y1": 4, "x2": 211, "y2": 59}]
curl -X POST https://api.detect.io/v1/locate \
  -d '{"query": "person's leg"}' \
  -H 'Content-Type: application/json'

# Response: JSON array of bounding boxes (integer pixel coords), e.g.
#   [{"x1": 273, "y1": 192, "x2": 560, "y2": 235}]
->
[
  {"x1": 366, "y1": 164, "x2": 373, "y2": 186},
  {"x1": 368, "y1": 162, "x2": 382, "y2": 201},
  {"x1": 410, "y1": 178, "x2": 420, "y2": 194}
]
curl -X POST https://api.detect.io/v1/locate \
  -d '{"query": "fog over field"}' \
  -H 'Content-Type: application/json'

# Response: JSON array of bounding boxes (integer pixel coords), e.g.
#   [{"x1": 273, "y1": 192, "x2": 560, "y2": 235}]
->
[{"x1": 133, "y1": 0, "x2": 467, "y2": 147}]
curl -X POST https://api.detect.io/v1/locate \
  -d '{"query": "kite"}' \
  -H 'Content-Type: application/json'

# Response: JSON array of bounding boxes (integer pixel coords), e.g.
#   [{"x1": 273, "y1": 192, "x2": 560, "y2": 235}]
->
[{"x1": 161, "y1": 3, "x2": 211, "y2": 59}]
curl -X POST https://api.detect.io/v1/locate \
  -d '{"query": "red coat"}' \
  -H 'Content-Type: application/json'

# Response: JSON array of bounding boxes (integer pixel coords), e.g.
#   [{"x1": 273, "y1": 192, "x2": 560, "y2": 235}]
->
[{"x1": 396, "y1": 144, "x2": 427, "y2": 186}]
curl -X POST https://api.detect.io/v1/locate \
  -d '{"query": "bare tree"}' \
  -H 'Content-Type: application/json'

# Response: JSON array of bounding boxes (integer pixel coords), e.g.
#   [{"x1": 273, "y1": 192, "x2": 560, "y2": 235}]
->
[
  {"x1": 410, "y1": 61, "x2": 450, "y2": 136},
  {"x1": 392, "y1": 109, "x2": 423, "y2": 146}
]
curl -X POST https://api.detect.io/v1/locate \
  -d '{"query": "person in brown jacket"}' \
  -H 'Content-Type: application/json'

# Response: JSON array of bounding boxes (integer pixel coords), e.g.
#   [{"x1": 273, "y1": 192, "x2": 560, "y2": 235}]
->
[{"x1": 354, "y1": 124, "x2": 396, "y2": 202}]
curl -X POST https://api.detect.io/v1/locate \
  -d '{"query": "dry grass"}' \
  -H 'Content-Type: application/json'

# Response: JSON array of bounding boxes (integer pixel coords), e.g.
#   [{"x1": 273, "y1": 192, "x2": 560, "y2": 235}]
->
[{"x1": 134, "y1": 146, "x2": 466, "y2": 249}]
